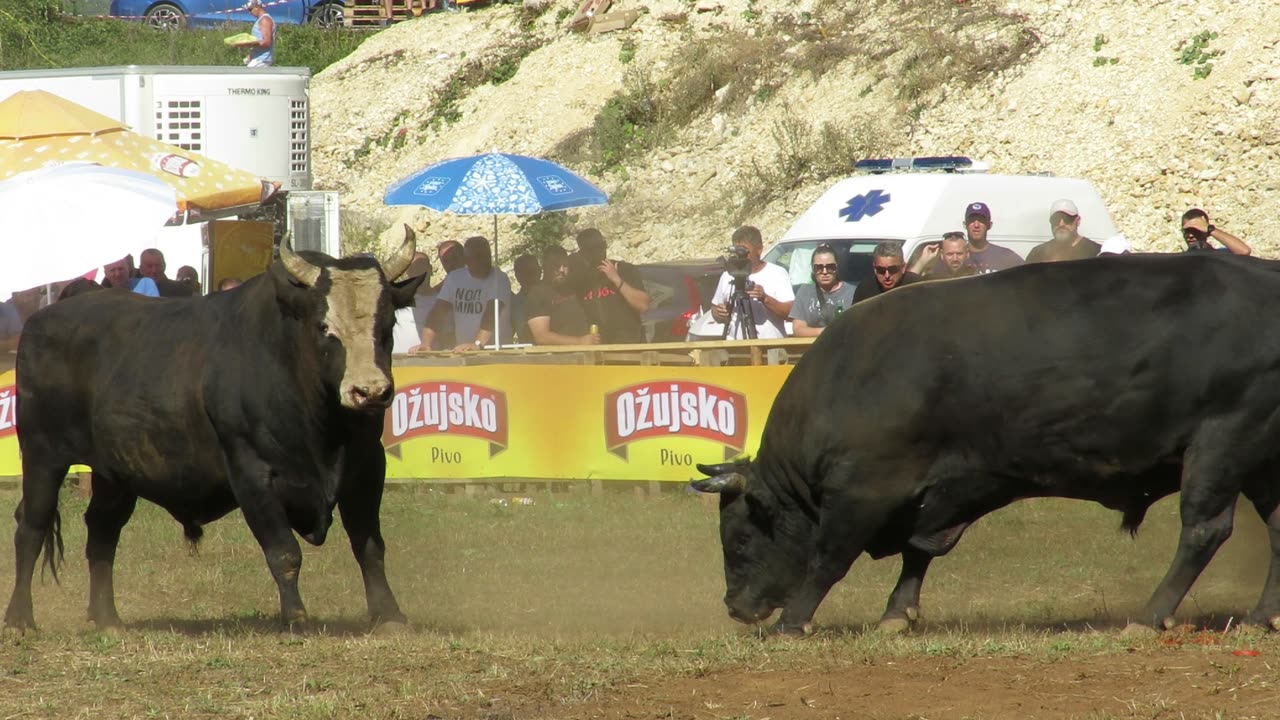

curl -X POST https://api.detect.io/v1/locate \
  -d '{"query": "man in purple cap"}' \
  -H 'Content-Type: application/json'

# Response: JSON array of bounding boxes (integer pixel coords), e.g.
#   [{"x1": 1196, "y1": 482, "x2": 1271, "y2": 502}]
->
[{"x1": 962, "y1": 201, "x2": 1023, "y2": 273}]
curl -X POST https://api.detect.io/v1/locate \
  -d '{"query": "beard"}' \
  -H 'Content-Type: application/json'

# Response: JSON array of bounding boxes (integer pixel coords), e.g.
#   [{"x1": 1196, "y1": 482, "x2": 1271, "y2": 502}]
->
[{"x1": 1053, "y1": 227, "x2": 1075, "y2": 243}]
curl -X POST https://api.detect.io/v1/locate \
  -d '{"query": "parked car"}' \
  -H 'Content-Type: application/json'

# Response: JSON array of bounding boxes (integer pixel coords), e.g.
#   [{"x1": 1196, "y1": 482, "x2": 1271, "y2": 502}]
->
[
  {"x1": 109, "y1": 0, "x2": 344, "y2": 29},
  {"x1": 635, "y1": 258, "x2": 721, "y2": 344}
]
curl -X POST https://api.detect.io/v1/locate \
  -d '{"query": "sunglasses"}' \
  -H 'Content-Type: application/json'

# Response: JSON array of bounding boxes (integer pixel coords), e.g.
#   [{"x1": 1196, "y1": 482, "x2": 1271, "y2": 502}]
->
[
  {"x1": 873, "y1": 265, "x2": 903, "y2": 275},
  {"x1": 1050, "y1": 212, "x2": 1078, "y2": 226},
  {"x1": 942, "y1": 232, "x2": 965, "y2": 241},
  {"x1": 1182, "y1": 228, "x2": 1207, "y2": 241},
  {"x1": 812, "y1": 263, "x2": 838, "y2": 273}
]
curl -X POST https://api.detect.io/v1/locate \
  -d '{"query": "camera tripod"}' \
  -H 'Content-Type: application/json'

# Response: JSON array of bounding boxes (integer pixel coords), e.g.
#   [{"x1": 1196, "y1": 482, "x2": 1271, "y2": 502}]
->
[{"x1": 721, "y1": 281, "x2": 758, "y2": 341}]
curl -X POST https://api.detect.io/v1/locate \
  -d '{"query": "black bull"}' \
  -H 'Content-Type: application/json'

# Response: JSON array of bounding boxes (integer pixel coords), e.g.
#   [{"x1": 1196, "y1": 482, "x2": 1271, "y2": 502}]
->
[
  {"x1": 694, "y1": 252, "x2": 1280, "y2": 635},
  {"x1": 4, "y1": 231, "x2": 425, "y2": 631}
]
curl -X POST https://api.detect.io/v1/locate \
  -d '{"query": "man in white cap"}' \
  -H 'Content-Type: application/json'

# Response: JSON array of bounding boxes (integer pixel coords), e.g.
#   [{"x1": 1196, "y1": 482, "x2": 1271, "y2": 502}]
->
[
  {"x1": 1026, "y1": 198, "x2": 1101, "y2": 263},
  {"x1": 1100, "y1": 235, "x2": 1132, "y2": 255},
  {"x1": 231, "y1": 0, "x2": 275, "y2": 67}
]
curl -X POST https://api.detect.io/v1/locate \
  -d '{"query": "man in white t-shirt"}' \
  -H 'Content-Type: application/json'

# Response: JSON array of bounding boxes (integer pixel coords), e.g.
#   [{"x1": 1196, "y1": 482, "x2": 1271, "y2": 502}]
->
[
  {"x1": 711, "y1": 225, "x2": 795, "y2": 340},
  {"x1": 414, "y1": 236, "x2": 513, "y2": 352},
  {"x1": 392, "y1": 251, "x2": 435, "y2": 354}
]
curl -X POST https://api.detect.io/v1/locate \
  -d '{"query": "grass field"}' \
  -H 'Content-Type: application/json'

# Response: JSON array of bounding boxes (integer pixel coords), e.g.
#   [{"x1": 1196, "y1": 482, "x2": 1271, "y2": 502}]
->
[{"x1": 1, "y1": 483, "x2": 1277, "y2": 719}]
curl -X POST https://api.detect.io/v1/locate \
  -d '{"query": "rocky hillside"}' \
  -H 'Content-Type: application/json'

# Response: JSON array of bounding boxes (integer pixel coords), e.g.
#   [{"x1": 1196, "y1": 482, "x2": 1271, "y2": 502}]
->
[{"x1": 311, "y1": 0, "x2": 1280, "y2": 263}]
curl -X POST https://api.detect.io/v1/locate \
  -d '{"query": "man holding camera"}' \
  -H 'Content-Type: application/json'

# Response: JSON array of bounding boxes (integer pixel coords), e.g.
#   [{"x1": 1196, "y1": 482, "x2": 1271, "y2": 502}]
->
[
  {"x1": 1180, "y1": 208, "x2": 1251, "y2": 255},
  {"x1": 711, "y1": 226, "x2": 795, "y2": 340}
]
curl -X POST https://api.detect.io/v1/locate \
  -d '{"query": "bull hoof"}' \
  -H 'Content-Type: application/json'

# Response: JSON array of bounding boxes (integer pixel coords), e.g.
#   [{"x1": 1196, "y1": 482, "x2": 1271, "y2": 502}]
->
[
  {"x1": 1120, "y1": 622, "x2": 1158, "y2": 638},
  {"x1": 371, "y1": 620, "x2": 412, "y2": 637},
  {"x1": 876, "y1": 617, "x2": 912, "y2": 635},
  {"x1": 88, "y1": 613, "x2": 123, "y2": 630},
  {"x1": 1, "y1": 623, "x2": 32, "y2": 638},
  {"x1": 1238, "y1": 613, "x2": 1280, "y2": 634},
  {"x1": 768, "y1": 621, "x2": 810, "y2": 637}
]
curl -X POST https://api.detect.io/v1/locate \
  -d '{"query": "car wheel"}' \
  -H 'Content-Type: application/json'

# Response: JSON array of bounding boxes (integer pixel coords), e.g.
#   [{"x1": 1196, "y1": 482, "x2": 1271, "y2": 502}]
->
[
  {"x1": 144, "y1": 2, "x2": 186, "y2": 29},
  {"x1": 309, "y1": 2, "x2": 344, "y2": 28}
]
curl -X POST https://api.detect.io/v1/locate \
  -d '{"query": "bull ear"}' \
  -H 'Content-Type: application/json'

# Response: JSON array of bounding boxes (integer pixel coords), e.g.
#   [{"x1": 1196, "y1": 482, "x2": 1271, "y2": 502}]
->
[
  {"x1": 382, "y1": 224, "x2": 416, "y2": 281},
  {"x1": 690, "y1": 472, "x2": 746, "y2": 495},
  {"x1": 278, "y1": 234, "x2": 321, "y2": 288},
  {"x1": 389, "y1": 272, "x2": 427, "y2": 310}
]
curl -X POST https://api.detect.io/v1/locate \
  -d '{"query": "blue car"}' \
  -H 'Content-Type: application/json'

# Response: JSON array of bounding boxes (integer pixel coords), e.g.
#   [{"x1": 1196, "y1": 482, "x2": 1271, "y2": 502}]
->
[{"x1": 108, "y1": 0, "x2": 345, "y2": 29}]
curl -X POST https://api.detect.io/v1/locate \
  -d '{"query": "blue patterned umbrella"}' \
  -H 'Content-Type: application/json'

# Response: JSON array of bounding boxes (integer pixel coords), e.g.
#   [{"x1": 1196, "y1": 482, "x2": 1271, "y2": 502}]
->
[
  {"x1": 383, "y1": 152, "x2": 608, "y2": 349},
  {"x1": 383, "y1": 152, "x2": 607, "y2": 214}
]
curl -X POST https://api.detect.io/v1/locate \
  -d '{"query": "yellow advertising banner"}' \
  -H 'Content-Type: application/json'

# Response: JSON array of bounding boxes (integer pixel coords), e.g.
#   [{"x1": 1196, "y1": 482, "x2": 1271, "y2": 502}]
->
[
  {"x1": 0, "y1": 365, "x2": 795, "y2": 482},
  {"x1": 0, "y1": 370, "x2": 15, "y2": 477},
  {"x1": 384, "y1": 365, "x2": 792, "y2": 481}
]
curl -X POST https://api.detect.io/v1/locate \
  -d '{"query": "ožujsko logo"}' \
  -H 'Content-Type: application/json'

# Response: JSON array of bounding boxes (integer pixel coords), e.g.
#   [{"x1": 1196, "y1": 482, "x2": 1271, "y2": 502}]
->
[
  {"x1": 0, "y1": 385, "x2": 13, "y2": 439},
  {"x1": 382, "y1": 382, "x2": 508, "y2": 458},
  {"x1": 604, "y1": 381, "x2": 747, "y2": 461}
]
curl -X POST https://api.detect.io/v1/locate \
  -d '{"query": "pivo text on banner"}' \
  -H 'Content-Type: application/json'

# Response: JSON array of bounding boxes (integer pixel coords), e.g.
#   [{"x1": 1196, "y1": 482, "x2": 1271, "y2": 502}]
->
[{"x1": 383, "y1": 365, "x2": 792, "y2": 481}]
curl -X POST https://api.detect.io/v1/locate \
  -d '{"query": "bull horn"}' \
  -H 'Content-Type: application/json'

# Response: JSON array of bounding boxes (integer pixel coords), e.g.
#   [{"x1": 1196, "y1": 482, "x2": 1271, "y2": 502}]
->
[
  {"x1": 696, "y1": 462, "x2": 738, "y2": 476},
  {"x1": 382, "y1": 224, "x2": 417, "y2": 281},
  {"x1": 279, "y1": 235, "x2": 321, "y2": 287},
  {"x1": 690, "y1": 472, "x2": 746, "y2": 494}
]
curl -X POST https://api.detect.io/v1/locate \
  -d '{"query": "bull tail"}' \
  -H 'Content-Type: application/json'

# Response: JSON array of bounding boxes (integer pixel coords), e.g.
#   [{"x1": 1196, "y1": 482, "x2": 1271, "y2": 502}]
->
[
  {"x1": 183, "y1": 522, "x2": 204, "y2": 555},
  {"x1": 1120, "y1": 503, "x2": 1148, "y2": 537},
  {"x1": 38, "y1": 508, "x2": 65, "y2": 584}
]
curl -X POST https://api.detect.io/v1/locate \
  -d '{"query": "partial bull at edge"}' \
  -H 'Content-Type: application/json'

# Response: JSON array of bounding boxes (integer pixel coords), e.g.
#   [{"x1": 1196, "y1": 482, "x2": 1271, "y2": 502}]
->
[
  {"x1": 693, "y1": 252, "x2": 1280, "y2": 637},
  {"x1": 4, "y1": 225, "x2": 426, "y2": 633}
]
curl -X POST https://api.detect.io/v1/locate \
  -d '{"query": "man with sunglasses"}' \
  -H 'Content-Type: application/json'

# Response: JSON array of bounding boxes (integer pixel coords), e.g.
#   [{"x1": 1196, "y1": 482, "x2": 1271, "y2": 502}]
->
[
  {"x1": 1181, "y1": 208, "x2": 1251, "y2": 255},
  {"x1": 789, "y1": 244, "x2": 856, "y2": 337},
  {"x1": 1026, "y1": 199, "x2": 1101, "y2": 264},
  {"x1": 852, "y1": 241, "x2": 922, "y2": 305}
]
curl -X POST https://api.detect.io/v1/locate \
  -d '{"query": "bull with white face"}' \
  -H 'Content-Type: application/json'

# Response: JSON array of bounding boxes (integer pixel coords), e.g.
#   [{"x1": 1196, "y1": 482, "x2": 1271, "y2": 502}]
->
[{"x1": 5, "y1": 227, "x2": 425, "y2": 632}]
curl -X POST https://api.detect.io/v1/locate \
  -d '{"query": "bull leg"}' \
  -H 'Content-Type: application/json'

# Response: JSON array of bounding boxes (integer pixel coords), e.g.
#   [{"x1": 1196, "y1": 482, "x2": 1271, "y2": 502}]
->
[
  {"x1": 878, "y1": 547, "x2": 933, "y2": 633},
  {"x1": 1241, "y1": 477, "x2": 1280, "y2": 630},
  {"x1": 227, "y1": 452, "x2": 308, "y2": 628},
  {"x1": 772, "y1": 501, "x2": 888, "y2": 636},
  {"x1": 83, "y1": 474, "x2": 137, "y2": 628},
  {"x1": 4, "y1": 461, "x2": 69, "y2": 631},
  {"x1": 1138, "y1": 468, "x2": 1239, "y2": 630},
  {"x1": 337, "y1": 445, "x2": 407, "y2": 629}
]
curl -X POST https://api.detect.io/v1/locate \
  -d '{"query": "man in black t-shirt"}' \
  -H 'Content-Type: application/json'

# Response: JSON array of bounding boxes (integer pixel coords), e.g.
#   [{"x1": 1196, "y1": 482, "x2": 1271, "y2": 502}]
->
[
  {"x1": 852, "y1": 242, "x2": 922, "y2": 305},
  {"x1": 1026, "y1": 199, "x2": 1101, "y2": 263},
  {"x1": 525, "y1": 246, "x2": 598, "y2": 346},
  {"x1": 573, "y1": 228, "x2": 649, "y2": 344}
]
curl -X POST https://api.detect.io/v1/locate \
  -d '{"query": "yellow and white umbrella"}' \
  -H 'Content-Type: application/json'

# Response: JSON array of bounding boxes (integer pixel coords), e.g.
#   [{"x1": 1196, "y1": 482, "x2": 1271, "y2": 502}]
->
[
  {"x1": 0, "y1": 163, "x2": 179, "y2": 299},
  {"x1": 0, "y1": 89, "x2": 278, "y2": 222}
]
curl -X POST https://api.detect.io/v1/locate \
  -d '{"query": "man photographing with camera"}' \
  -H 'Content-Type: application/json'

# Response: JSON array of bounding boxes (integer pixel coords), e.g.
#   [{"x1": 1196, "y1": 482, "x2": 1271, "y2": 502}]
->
[{"x1": 711, "y1": 226, "x2": 795, "y2": 340}]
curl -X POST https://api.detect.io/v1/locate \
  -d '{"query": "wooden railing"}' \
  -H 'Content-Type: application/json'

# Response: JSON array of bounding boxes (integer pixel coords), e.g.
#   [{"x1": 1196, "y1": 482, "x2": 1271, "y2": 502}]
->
[{"x1": 397, "y1": 337, "x2": 817, "y2": 367}]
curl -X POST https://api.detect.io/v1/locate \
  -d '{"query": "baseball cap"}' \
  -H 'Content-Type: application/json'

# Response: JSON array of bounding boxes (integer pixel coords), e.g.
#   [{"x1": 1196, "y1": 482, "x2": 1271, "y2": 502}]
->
[
  {"x1": 1100, "y1": 234, "x2": 1131, "y2": 255},
  {"x1": 245, "y1": 0, "x2": 263, "y2": 8},
  {"x1": 1049, "y1": 198, "x2": 1079, "y2": 217},
  {"x1": 964, "y1": 202, "x2": 991, "y2": 222}
]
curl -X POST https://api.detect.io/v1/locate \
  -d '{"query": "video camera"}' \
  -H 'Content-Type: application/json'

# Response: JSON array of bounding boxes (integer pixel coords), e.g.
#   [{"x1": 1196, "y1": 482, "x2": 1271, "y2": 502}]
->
[{"x1": 720, "y1": 245, "x2": 753, "y2": 288}]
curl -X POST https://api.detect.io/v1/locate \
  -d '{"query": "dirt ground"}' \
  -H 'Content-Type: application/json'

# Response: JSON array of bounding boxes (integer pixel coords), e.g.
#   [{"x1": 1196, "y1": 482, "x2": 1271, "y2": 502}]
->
[
  {"x1": 556, "y1": 650, "x2": 1275, "y2": 720},
  {"x1": 3, "y1": 489, "x2": 1279, "y2": 720}
]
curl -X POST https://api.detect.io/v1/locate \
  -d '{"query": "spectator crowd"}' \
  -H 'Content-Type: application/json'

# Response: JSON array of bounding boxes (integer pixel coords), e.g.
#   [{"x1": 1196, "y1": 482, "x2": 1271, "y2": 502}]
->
[{"x1": 0, "y1": 200, "x2": 1255, "y2": 355}]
